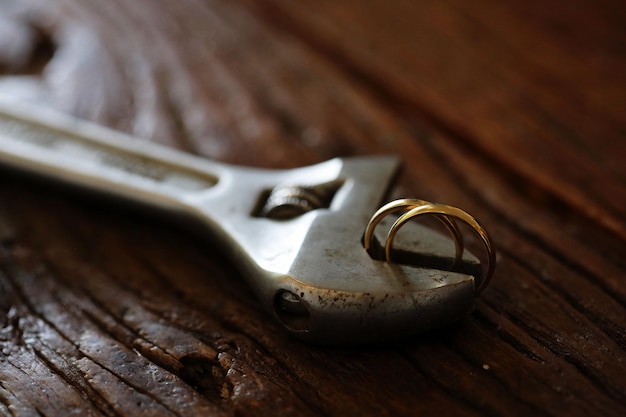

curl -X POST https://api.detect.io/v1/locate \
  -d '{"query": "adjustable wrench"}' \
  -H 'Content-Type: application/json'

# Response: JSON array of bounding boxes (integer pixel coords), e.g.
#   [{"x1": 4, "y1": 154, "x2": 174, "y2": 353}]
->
[{"x1": 0, "y1": 98, "x2": 492, "y2": 344}]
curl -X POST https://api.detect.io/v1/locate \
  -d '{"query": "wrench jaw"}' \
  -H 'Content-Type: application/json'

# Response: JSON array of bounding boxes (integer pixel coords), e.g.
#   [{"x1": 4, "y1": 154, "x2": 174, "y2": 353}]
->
[
  {"x1": 271, "y1": 271, "x2": 476, "y2": 344},
  {"x1": 266, "y1": 214, "x2": 479, "y2": 344},
  {"x1": 223, "y1": 156, "x2": 483, "y2": 344}
]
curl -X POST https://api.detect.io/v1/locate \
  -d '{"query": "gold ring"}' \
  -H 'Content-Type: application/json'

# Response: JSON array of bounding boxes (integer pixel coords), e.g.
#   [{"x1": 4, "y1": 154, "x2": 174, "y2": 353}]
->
[
  {"x1": 363, "y1": 198, "x2": 464, "y2": 267},
  {"x1": 385, "y1": 203, "x2": 496, "y2": 294}
]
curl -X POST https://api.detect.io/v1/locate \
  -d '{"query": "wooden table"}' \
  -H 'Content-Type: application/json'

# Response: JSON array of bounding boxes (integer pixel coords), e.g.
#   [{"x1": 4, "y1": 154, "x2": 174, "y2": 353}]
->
[{"x1": 0, "y1": 1, "x2": 624, "y2": 416}]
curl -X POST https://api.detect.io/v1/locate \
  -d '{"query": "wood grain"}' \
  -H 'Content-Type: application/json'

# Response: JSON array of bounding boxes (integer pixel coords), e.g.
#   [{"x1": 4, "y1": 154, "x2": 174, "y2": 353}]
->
[{"x1": 0, "y1": 0, "x2": 624, "y2": 416}]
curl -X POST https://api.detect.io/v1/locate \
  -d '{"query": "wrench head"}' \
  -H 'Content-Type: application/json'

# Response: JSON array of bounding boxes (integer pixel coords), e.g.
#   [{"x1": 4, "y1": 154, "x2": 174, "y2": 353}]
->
[{"x1": 223, "y1": 156, "x2": 481, "y2": 344}]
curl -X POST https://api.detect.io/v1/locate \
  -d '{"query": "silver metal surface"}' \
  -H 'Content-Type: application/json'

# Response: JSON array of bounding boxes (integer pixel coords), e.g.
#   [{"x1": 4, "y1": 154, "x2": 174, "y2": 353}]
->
[{"x1": 0, "y1": 98, "x2": 483, "y2": 344}]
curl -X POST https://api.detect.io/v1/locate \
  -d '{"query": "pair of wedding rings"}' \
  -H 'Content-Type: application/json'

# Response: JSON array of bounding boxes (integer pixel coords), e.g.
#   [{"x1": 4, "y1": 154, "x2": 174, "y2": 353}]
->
[{"x1": 363, "y1": 199, "x2": 496, "y2": 294}]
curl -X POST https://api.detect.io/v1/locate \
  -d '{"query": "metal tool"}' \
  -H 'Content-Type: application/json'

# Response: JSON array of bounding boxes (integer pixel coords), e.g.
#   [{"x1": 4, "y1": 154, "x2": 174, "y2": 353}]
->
[{"x1": 0, "y1": 97, "x2": 495, "y2": 344}]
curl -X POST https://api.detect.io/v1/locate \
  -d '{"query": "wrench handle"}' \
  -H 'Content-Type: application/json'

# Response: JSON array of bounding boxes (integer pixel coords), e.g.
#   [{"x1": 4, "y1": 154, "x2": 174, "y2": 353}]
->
[{"x1": 0, "y1": 100, "x2": 221, "y2": 213}]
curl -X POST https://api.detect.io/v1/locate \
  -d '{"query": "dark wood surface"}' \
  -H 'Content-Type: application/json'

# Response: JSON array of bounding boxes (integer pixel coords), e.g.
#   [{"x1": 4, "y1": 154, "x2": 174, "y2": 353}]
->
[{"x1": 1, "y1": 0, "x2": 625, "y2": 416}]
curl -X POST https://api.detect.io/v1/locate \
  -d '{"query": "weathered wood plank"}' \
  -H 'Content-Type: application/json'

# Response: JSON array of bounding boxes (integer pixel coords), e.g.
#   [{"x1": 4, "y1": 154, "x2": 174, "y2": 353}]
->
[
  {"x1": 245, "y1": 0, "x2": 626, "y2": 240},
  {"x1": 0, "y1": 0, "x2": 624, "y2": 416}
]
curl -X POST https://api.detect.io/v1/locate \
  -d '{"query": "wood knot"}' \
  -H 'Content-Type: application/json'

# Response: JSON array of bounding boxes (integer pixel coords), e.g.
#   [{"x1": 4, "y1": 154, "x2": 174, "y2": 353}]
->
[{"x1": 179, "y1": 353, "x2": 233, "y2": 401}]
